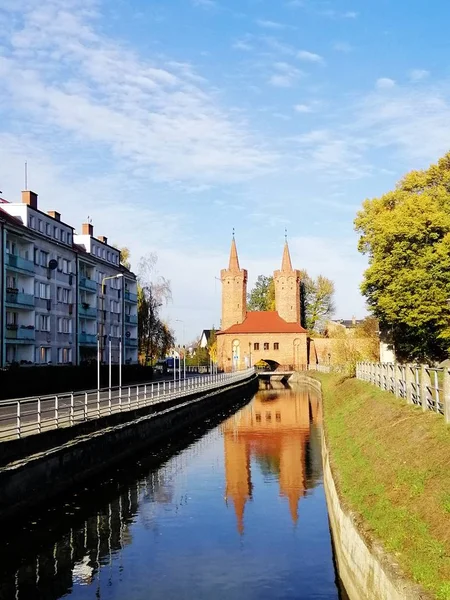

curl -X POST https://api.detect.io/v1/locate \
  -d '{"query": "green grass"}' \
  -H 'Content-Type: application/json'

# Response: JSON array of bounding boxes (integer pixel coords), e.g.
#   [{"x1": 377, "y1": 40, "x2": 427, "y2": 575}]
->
[{"x1": 314, "y1": 373, "x2": 450, "y2": 599}]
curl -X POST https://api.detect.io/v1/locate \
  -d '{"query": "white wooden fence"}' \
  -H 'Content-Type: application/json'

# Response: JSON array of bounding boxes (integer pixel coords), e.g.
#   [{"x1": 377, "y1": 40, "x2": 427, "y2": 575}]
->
[{"x1": 356, "y1": 362, "x2": 450, "y2": 424}]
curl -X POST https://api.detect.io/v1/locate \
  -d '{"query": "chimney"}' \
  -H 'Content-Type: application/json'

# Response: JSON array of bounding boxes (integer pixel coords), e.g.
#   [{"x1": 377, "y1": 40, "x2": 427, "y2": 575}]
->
[
  {"x1": 97, "y1": 235, "x2": 108, "y2": 244},
  {"x1": 48, "y1": 211, "x2": 61, "y2": 221},
  {"x1": 22, "y1": 190, "x2": 38, "y2": 210},
  {"x1": 82, "y1": 222, "x2": 94, "y2": 236}
]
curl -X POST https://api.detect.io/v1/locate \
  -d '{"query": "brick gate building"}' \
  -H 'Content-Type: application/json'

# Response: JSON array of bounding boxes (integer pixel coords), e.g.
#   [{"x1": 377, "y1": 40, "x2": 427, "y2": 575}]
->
[{"x1": 217, "y1": 237, "x2": 308, "y2": 372}]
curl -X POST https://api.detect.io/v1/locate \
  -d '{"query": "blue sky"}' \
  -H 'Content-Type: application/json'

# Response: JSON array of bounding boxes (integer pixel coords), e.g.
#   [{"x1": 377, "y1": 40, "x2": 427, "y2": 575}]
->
[{"x1": 1, "y1": 0, "x2": 450, "y2": 342}]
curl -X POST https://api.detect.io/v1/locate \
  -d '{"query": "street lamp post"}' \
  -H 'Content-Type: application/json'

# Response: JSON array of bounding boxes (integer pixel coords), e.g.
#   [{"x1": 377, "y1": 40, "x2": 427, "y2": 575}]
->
[
  {"x1": 175, "y1": 319, "x2": 185, "y2": 386},
  {"x1": 100, "y1": 274, "x2": 124, "y2": 395}
]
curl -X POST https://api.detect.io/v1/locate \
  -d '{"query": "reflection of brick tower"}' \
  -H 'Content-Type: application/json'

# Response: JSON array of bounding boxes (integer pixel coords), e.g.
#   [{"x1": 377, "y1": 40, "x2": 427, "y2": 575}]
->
[
  {"x1": 220, "y1": 235, "x2": 247, "y2": 331},
  {"x1": 278, "y1": 439, "x2": 306, "y2": 524},
  {"x1": 224, "y1": 434, "x2": 252, "y2": 535},
  {"x1": 273, "y1": 240, "x2": 301, "y2": 324}
]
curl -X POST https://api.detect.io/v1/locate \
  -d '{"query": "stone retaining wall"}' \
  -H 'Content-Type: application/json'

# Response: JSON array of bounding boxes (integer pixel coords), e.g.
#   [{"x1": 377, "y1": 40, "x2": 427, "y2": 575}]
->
[
  {"x1": 0, "y1": 375, "x2": 258, "y2": 523},
  {"x1": 297, "y1": 373, "x2": 431, "y2": 600}
]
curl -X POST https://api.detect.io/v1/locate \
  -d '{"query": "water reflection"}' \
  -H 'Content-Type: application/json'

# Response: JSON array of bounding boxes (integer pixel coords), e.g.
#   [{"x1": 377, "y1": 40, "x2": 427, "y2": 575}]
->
[
  {"x1": 0, "y1": 385, "x2": 346, "y2": 600},
  {"x1": 223, "y1": 386, "x2": 322, "y2": 533}
]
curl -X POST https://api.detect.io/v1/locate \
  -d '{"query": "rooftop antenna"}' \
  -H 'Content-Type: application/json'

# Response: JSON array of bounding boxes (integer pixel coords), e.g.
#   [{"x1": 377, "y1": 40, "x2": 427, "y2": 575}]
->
[
  {"x1": 285, "y1": 227, "x2": 288, "y2": 242},
  {"x1": 24, "y1": 161, "x2": 28, "y2": 191},
  {"x1": 232, "y1": 227, "x2": 235, "y2": 239}
]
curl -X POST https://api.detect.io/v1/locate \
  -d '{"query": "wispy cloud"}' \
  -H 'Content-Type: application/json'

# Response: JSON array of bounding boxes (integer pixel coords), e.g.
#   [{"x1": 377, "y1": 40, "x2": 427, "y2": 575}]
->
[
  {"x1": 320, "y1": 9, "x2": 359, "y2": 19},
  {"x1": 269, "y1": 62, "x2": 303, "y2": 87},
  {"x1": 256, "y1": 19, "x2": 287, "y2": 30},
  {"x1": 294, "y1": 103, "x2": 312, "y2": 113},
  {"x1": 297, "y1": 50, "x2": 324, "y2": 64},
  {"x1": 376, "y1": 77, "x2": 396, "y2": 89},
  {"x1": 0, "y1": 0, "x2": 276, "y2": 185},
  {"x1": 409, "y1": 69, "x2": 430, "y2": 82},
  {"x1": 232, "y1": 39, "x2": 254, "y2": 51}
]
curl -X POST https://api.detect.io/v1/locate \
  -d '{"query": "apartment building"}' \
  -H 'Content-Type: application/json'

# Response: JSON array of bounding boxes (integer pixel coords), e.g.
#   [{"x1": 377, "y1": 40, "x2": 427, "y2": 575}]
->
[
  {"x1": 74, "y1": 223, "x2": 138, "y2": 366},
  {"x1": 0, "y1": 191, "x2": 138, "y2": 367}
]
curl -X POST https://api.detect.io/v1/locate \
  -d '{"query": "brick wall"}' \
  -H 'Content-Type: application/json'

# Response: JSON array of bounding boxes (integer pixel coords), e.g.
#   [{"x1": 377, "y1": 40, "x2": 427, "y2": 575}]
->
[{"x1": 218, "y1": 332, "x2": 308, "y2": 372}]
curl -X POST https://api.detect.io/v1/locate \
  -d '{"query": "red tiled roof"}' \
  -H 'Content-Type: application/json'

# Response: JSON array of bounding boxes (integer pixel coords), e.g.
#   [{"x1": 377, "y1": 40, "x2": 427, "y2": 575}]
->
[{"x1": 218, "y1": 311, "x2": 307, "y2": 335}]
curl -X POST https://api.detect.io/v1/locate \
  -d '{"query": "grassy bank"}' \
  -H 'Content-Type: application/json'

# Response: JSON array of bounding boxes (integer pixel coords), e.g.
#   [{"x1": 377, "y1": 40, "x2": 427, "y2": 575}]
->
[{"x1": 314, "y1": 374, "x2": 450, "y2": 599}]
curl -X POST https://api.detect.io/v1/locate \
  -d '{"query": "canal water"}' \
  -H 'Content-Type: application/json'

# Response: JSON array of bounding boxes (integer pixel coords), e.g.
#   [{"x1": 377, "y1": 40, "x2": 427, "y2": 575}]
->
[{"x1": 0, "y1": 384, "x2": 347, "y2": 600}]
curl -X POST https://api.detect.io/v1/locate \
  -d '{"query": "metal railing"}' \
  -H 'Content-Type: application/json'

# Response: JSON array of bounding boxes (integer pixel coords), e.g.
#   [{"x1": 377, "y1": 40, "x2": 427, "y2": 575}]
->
[
  {"x1": 356, "y1": 362, "x2": 450, "y2": 424},
  {"x1": 0, "y1": 368, "x2": 255, "y2": 442}
]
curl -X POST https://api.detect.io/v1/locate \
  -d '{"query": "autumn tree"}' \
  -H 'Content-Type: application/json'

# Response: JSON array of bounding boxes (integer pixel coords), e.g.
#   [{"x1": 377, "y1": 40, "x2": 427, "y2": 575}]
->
[
  {"x1": 355, "y1": 153, "x2": 450, "y2": 362},
  {"x1": 137, "y1": 253, "x2": 174, "y2": 364},
  {"x1": 113, "y1": 244, "x2": 131, "y2": 270},
  {"x1": 247, "y1": 271, "x2": 334, "y2": 332}
]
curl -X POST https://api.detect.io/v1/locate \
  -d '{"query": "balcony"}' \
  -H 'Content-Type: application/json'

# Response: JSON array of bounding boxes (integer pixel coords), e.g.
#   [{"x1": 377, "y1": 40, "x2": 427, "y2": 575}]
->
[
  {"x1": 124, "y1": 290, "x2": 138, "y2": 303},
  {"x1": 79, "y1": 276, "x2": 98, "y2": 292},
  {"x1": 5, "y1": 325, "x2": 35, "y2": 342},
  {"x1": 5, "y1": 290, "x2": 35, "y2": 309},
  {"x1": 6, "y1": 254, "x2": 35, "y2": 274},
  {"x1": 79, "y1": 304, "x2": 98, "y2": 319},
  {"x1": 79, "y1": 332, "x2": 97, "y2": 345},
  {"x1": 125, "y1": 337, "x2": 138, "y2": 347},
  {"x1": 125, "y1": 314, "x2": 138, "y2": 325}
]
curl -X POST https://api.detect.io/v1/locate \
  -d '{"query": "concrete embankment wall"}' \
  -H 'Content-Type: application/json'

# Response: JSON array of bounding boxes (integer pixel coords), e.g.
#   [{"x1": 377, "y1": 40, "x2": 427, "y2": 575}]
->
[
  {"x1": 0, "y1": 375, "x2": 258, "y2": 522},
  {"x1": 294, "y1": 373, "x2": 429, "y2": 600}
]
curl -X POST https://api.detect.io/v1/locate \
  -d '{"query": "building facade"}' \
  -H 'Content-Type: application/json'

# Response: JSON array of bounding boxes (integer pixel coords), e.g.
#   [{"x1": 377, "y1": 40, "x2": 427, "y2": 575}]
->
[
  {"x1": 217, "y1": 238, "x2": 308, "y2": 372},
  {"x1": 0, "y1": 191, "x2": 138, "y2": 367}
]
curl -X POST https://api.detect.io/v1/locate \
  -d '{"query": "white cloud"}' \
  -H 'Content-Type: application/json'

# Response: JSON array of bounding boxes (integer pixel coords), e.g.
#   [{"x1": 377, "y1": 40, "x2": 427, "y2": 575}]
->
[
  {"x1": 0, "y1": 0, "x2": 276, "y2": 186},
  {"x1": 232, "y1": 39, "x2": 253, "y2": 51},
  {"x1": 409, "y1": 69, "x2": 430, "y2": 82},
  {"x1": 294, "y1": 104, "x2": 312, "y2": 113},
  {"x1": 269, "y1": 62, "x2": 303, "y2": 88},
  {"x1": 320, "y1": 9, "x2": 359, "y2": 19},
  {"x1": 256, "y1": 19, "x2": 286, "y2": 30},
  {"x1": 297, "y1": 50, "x2": 324, "y2": 64},
  {"x1": 376, "y1": 77, "x2": 396, "y2": 89}
]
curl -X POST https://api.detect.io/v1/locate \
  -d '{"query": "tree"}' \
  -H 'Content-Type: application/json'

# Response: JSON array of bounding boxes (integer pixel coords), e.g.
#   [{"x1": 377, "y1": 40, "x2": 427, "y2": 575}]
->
[
  {"x1": 354, "y1": 153, "x2": 450, "y2": 362},
  {"x1": 137, "y1": 253, "x2": 174, "y2": 364},
  {"x1": 246, "y1": 271, "x2": 335, "y2": 331},
  {"x1": 299, "y1": 270, "x2": 335, "y2": 332},
  {"x1": 113, "y1": 244, "x2": 131, "y2": 270},
  {"x1": 247, "y1": 275, "x2": 275, "y2": 311}
]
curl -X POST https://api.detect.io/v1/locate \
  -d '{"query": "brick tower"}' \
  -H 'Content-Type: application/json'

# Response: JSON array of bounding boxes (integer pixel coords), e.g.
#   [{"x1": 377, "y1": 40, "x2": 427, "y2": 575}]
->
[
  {"x1": 220, "y1": 236, "x2": 247, "y2": 331},
  {"x1": 273, "y1": 240, "x2": 301, "y2": 324}
]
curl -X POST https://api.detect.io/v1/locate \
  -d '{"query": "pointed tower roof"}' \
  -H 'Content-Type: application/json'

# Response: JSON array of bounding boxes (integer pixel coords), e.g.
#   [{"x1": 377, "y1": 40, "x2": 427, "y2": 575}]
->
[
  {"x1": 281, "y1": 241, "x2": 293, "y2": 272},
  {"x1": 228, "y1": 235, "x2": 241, "y2": 272}
]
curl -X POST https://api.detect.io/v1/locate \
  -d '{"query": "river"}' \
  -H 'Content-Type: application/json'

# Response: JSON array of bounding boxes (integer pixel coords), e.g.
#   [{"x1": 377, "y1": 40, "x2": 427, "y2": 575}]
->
[{"x1": 0, "y1": 383, "x2": 348, "y2": 600}]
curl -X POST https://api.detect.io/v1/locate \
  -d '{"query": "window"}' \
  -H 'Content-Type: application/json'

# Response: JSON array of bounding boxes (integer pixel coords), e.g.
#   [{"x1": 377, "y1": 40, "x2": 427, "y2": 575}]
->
[
  {"x1": 67, "y1": 233, "x2": 72, "y2": 245},
  {"x1": 255, "y1": 412, "x2": 261, "y2": 422},
  {"x1": 57, "y1": 287, "x2": 71, "y2": 304},
  {"x1": 46, "y1": 223, "x2": 51, "y2": 236},
  {"x1": 102, "y1": 249, "x2": 106, "y2": 259},
  {"x1": 34, "y1": 248, "x2": 39, "y2": 265},
  {"x1": 29, "y1": 215, "x2": 35, "y2": 229},
  {"x1": 276, "y1": 412, "x2": 281, "y2": 422},
  {"x1": 61, "y1": 230, "x2": 66, "y2": 243},
  {"x1": 53, "y1": 226, "x2": 58, "y2": 238},
  {"x1": 62, "y1": 259, "x2": 70, "y2": 274},
  {"x1": 39, "y1": 347, "x2": 51, "y2": 364},
  {"x1": 274, "y1": 343, "x2": 279, "y2": 350},
  {"x1": 6, "y1": 275, "x2": 16, "y2": 289},
  {"x1": 6, "y1": 311, "x2": 18, "y2": 325},
  {"x1": 39, "y1": 283, "x2": 50, "y2": 299},
  {"x1": 107, "y1": 251, "x2": 111, "y2": 261},
  {"x1": 264, "y1": 342, "x2": 269, "y2": 351},
  {"x1": 254, "y1": 343, "x2": 259, "y2": 351},
  {"x1": 39, "y1": 315, "x2": 50, "y2": 331},
  {"x1": 58, "y1": 318, "x2": 72, "y2": 333},
  {"x1": 38, "y1": 219, "x2": 44, "y2": 233},
  {"x1": 58, "y1": 348, "x2": 72, "y2": 364},
  {"x1": 5, "y1": 240, "x2": 15, "y2": 255},
  {"x1": 39, "y1": 250, "x2": 49, "y2": 267}
]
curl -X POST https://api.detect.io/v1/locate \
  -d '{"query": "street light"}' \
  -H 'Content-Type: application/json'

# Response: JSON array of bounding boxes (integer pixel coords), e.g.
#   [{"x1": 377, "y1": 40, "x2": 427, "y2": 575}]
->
[{"x1": 98, "y1": 274, "x2": 124, "y2": 398}]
